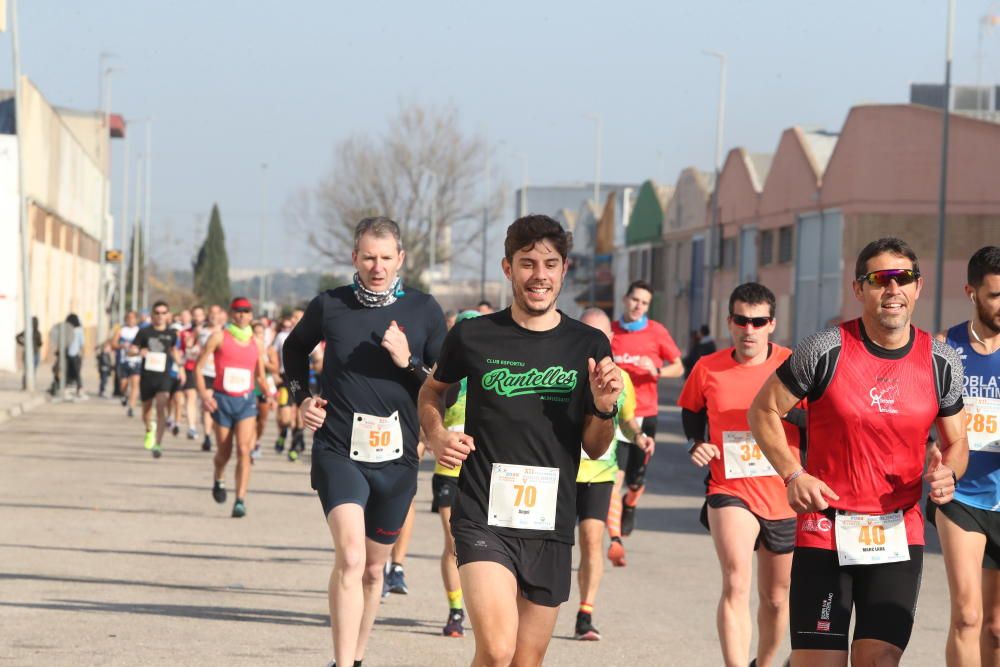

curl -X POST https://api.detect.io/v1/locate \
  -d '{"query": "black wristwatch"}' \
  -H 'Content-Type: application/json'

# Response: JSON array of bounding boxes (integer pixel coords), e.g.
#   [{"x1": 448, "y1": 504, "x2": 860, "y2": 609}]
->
[
  {"x1": 592, "y1": 401, "x2": 618, "y2": 421},
  {"x1": 405, "y1": 354, "x2": 421, "y2": 373}
]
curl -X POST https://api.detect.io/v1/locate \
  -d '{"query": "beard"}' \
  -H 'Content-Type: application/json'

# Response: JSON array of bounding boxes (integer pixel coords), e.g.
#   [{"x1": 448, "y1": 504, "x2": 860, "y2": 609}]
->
[
  {"x1": 512, "y1": 281, "x2": 562, "y2": 316},
  {"x1": 976, "y1": 300, "x2": 1000, "y2": 334}
]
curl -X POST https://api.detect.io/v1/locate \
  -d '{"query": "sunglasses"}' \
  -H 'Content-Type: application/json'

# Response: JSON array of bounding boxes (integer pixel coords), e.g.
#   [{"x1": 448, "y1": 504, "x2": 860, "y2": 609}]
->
[
  {"x1": 153, "y1": 310, "x2": 169, "y2": 315},
  {"x1": 730, "y1": 314, "x2": 773, "y2": 328},
  {"x1": 856, "y1": 269, "x2": 920, "y2": 288}
]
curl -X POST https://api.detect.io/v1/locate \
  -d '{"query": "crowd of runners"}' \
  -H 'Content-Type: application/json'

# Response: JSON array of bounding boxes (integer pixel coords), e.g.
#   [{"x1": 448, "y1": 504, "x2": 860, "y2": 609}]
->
[{"x1": 96, "y1": 212, "x2": 1000, "y2": 667}]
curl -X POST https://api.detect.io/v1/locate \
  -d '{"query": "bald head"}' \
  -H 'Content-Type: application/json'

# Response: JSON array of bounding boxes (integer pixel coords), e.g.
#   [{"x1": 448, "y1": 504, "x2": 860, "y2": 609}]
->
[{"x1": 580, "y1": 307, "x2": 612, "y2": 341}]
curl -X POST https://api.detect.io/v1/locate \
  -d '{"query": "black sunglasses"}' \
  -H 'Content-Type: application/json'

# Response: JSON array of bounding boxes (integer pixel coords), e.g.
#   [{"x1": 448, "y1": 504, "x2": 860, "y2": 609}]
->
[
  {"x1": 856, "y1": 269, "x2": 920, "y2": 288},
  {"x1": 730, "y1": 314, "x2": 773, "y2": 328}
]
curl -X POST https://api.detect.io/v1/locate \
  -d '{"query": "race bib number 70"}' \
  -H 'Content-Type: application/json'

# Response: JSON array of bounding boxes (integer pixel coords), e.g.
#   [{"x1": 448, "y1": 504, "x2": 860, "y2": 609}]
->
[{"x1": 488, "y1": 463, "x2": 559, "y2": 531}]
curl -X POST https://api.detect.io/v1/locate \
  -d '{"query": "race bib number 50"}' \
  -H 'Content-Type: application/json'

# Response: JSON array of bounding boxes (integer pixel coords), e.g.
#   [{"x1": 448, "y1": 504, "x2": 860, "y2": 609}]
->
[
  {"x1": 349, "y1": 411, "x2": 403, "y2": 463},
  {"x1": 488, "y1": 463, "x2": 559, "y2": 531}
]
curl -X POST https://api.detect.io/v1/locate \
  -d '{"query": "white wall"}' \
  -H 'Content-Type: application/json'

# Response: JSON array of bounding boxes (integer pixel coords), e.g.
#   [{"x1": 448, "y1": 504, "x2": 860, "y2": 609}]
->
[{"x1": 0, "y1": 136, "x2": 18, "y2": 372}]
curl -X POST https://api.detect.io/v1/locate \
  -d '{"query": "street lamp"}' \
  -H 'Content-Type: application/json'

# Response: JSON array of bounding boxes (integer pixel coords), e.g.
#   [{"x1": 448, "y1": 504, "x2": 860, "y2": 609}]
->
[
  {"x1": 934, "y1": 0, "x2": 956, "y2": 334},
  {"x1": 96, "y1": 63, "x2": 121, "y2": 345},
  {"x1": 584, "y1": 113, "x2": 603, "y2": 307},
  {"x1": 258, "y1": 162, "x2": 268, "y2": 312},
  {"x1": 702, "y1": 50, "x2": 727, "y2": 331}
]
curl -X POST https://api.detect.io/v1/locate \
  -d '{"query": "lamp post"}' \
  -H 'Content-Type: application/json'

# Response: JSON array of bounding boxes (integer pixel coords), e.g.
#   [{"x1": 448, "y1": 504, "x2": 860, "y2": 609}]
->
[
  {"x1": 933, "y1": 0, "x2": 955, "y2": 335},
  {"x1": 96, "y1": 63, "x2": 119, "y2": 346},
  {"x1": 702, "y1": 50, "x2": 727, "y2": 331},
  {"x1": 117, "y1": 130, "x2": 129, "y2": 323},
  {"x1": 258, "y1": 162, "x2": 268, "y2": 312},
  {"x1": 584, "y1": 113, "x2": 603, "y2": 307}
]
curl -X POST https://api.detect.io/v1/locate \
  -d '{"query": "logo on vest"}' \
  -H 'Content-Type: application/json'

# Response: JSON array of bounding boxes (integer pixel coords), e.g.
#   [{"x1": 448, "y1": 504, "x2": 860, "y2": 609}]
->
[
  {"x1": 801, "y1": 517, "x2": 832, "y2": 533},
  {"x1": 482, "y1": 365, "x2": 578, "y2": 398},
  {"x1": 869, "y1": 384, "x2": 899, "y2": 414}
]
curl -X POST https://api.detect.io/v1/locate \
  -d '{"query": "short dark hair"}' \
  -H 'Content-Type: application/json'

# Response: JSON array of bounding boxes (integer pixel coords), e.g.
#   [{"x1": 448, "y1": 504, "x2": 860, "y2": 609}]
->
[
  {"x1": 968, "y1": 246, "x2": 1000, "y2": 287},
  {"x1": 504, "y1": 215, "x2": 572, "y2": 262},
  {"x1": 477, "y1": 300, "x2": 493, "y2": 309},
  {"x1": 152, "y1": 300, "x2": 169, "y2": 312},
  {"x1": 699, "y1": 324, "x2": 711, "y2": 336},
  {"x1": 854, "y1": 237, "x2": 919, "y2": 281},
  {"x1": 626, "y1": 280, "x2": 653, "y2": 297},
  {"x1": 354, "y1": 216, "x2": 402, "y2": 252},
  {"x1": 729, "y1": 282, "x2": 776, "y2": 317}
]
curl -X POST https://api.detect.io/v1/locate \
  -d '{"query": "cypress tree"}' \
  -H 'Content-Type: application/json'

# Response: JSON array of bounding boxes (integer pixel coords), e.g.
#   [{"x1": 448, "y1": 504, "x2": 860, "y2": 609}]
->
[
  {"x1": 193, "y1": 204, "x2": 231, "y2": 306},
  {"x1": 125, "y1": 225, "x2": 144, "y2": 311}
]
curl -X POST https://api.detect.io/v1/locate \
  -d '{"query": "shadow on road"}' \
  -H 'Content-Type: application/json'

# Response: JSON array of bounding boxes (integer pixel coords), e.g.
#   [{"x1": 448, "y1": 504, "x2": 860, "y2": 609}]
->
[
  {"x1": 0, "y1": 542, "x2": 324, "y2": 565},
  {"x1": 0, "y1": 571, "x2": 324, "y2": 598},
  {"x1": 0, "y1": 599, "x2": 329, "y2": 627}
]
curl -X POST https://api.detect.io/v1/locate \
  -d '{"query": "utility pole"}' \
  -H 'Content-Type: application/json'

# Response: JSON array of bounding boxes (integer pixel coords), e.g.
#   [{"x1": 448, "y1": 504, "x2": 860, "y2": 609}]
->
[
  {"x1": 934, "y1": 0, "x2": 956, "y2": 334},
  {"x1": 584, "y1": 113, "x2": 602, "y2": 307},
  {"x1": 117, "y1": 131, "x2": 129, "y2": 322},
  {"x1": 703, "y1": 50, "x2": 727, "y2": 331},
  {"x1": 258, "y1": 162, "x2": 268, "y2": 313},
  {"x1": 142, "y1": 120, "x2": 152, "y2": 312},
  {"x1": 480, "y1": 135, "x2": 490, "y2": 303},
  {"x1": 131, "y1": 156, "x2": 143, "y2": 313},
  {"x1": 96, "y1": 61, "x2": 117, "y2": 346}
]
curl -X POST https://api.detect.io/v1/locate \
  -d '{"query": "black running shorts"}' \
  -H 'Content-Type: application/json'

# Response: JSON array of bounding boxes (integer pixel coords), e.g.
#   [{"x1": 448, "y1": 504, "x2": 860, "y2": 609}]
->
[
  {"x1": 700, "y1": 493, "x2": 796, "y2": 554},
  {"x1": 928, "y1": 498, "x2": 1000, "y2": 569},
  {"x1": 182, "y1": 370, "x2": 197, "y2": 391},
  {"x1": 789, "y1": 545, "x2": 923, "y2": 651},
  {"x1": 576, "y1": 482, "x2": 613, "y2": 523},
  {"x1": 623, "y1": 416, "x2": 657, "y2": 488},
  {"x1": 452, "y1": 517, "x2": 572, "y2": 607},
  {"x1": 140, "y1": 374, "x2": 174, "y2": 403},
  {"x1": 311, "y1": 447, "x2": 417, "y2": 545},
  {"x1": 431, "y1": 473, "x2": 459, "y2": 513}
]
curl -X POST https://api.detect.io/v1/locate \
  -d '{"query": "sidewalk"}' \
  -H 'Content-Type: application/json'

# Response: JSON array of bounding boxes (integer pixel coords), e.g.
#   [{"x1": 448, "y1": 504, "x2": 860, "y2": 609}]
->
[{"x1": 0, "y1": 358, "x2": 107, "y2": 426}]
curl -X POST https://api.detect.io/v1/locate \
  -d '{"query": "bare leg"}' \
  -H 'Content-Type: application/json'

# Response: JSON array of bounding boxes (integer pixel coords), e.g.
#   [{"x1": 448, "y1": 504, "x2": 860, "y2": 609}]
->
[
  {"x1": 937, "y1": 508, "x2": 987, "y2": 666},
  {"x1": 578, "y1": 518, "x2": 605, "y2": 610},
  {"x1": 756, "y1": 547, "x2": 792, "y2": 667},
  {"x1": 326, "y1": 504, "x2": 372, "y2": 667},
  {"x1": 233, "y1": 417, "x2": 255, "y2": 499},
  {"x1": 213, "y1": 425, "x2": 234, "y2": 482},
  {"x1": 461, "y1": 561, "x2": 519, "y2": 666},
  {"x1": 982, "y1": 568, "x2": 1000, "y2": 667},
  {"x1": 511, "y1": 595, "x2": 560, "y2": 667},
  {"x1": 708, "y1": 504, "x2": 759, "y2": 667}
]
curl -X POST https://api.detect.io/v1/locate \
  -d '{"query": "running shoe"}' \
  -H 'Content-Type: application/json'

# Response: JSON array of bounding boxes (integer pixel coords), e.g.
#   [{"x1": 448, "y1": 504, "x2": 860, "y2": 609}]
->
[
  {"x1": 384, "y1": 563, "x2": 408, "y2": 594},
  {"x1": 127, "y1": 407, "x2": 134, "y2": 418},
  {"x1": 202, "y1": 435, "x2": 212, "y2": 452},
  {"x1": 171, "y1": 423, "x2": 180, "y2": 437},
  {"x1": 274, "y1": 436, "x2": 285, "y2": 453},
  {"x1": 574, "y1": 612, "x2": 601, "y2": 641},
  {"x1": 212, "y1": 480, "x2": 227, "y2": 504},
  {"x1": 443, "y1": 609, "x2": 465, "y2": 637},
  {"x1": 166, "y1": 418, "x2": 175, "y2": 432},
  {"x1": 250, "y1": 444, "x2": 261, "y2": 462},
  {"x1": 121, "y1": 396, "x2": 127, "y2": 407},
  {"x1": 186, "y1": 427, "x2": 197, "y2": 440},
  {"x1": 621, "y1": 501, "x2": 636, "y2": 536},
  {"x1": 287, "y1": 449, "x2": 299, "y2": 462},
  {"x1": 143, "y1": 429, "x2": 156, "y2": 450},
  {"x1": 607, "y1": 536, "x2": 626, "y2": 567},
  {"x1": 293, "y1": 431, "x2": 306, "y2": 453},
  {"x1": 231, "y1": 498, "x2": 246, "y2": 518},
  {"x1": 151, "y1": 444, "x2": 162, "y2": 459}
]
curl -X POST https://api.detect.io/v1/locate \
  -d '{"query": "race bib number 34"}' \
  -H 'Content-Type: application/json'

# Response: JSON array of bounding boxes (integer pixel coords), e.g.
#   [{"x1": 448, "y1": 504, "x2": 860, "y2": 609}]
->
[
  {"x1": 723, "y1": 431, "x2": 777, "y2": 479},
  {"x1": 834, "y1": 510, "x2": 909, "y2": 566},
  {"x1": 965, "y1": 396, "x2": 1000, "y2": 452},
  {"x1": 349, "y1": 411, "x2": 403, "y2": 463},
  {"x1": 488, "y1": 463, "x2": 559, "y2": 531}
]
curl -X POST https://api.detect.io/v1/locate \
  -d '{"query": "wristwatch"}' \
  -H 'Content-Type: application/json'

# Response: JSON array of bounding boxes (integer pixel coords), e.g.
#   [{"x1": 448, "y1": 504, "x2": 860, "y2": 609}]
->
[
  {"x1": 405, "y1": 354, "x2": 421, "y2": 373},
  {"x1": 592, "y1": 402, "x2": 618, "y2": 420}
]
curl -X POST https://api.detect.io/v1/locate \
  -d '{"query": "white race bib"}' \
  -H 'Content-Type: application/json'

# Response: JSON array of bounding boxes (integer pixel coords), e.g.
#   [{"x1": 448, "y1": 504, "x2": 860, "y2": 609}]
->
[
  {"x1": 145, "y1": 352, "x2": 167, "y2": 373},
  {"x1": 487, "y1": 463, "x2": 559, "y2": 531},
  {"x1": 723, "y1": 431, "x2": 777, "y2": 479},
  {"x1": 349, "y1": 411, "x2": 404, "y2": 463},
  {"x1": 966, "y1": 396, "x2": 1000, "y2": 452},
  {"x1": 834, "y1": 510, "x2": 909, "y2": 566},
  {"x1": 222, "y1": 366, "x2": 253, "y2": 394},
  {"x1": 266, "y1": 375, "x2": 277, "y2": 396}
]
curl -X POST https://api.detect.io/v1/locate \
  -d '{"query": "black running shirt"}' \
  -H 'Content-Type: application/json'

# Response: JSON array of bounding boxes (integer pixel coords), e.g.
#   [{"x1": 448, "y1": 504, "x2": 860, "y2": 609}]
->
[
  {"x1": 434, "y1": 309, "x2": 612, "y2": 544},
  {"x1": 283, "y1": 286, "x2": 447, "y2": 468},
  {"x1": 134, "y1": 327, "x2": 178, "y2": 378}
]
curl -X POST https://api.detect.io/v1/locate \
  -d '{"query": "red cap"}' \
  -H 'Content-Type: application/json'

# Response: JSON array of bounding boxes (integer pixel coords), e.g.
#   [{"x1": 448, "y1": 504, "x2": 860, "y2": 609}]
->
[{"x1": 230, "y1": 297, "x2": 253, "y2": 311}]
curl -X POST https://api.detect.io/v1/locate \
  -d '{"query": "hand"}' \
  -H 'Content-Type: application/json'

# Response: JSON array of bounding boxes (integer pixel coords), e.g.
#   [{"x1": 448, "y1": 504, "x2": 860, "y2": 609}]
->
[
  {"x1": 177, "y1": 369, "x2": 186, "y2": 385},
  {"x1": 636, "y1": 433, "x2": 656, "y2": 457},
  {"x1": 787, "y1": 472, "x2": 840, "y2": 513},
  {"x1": 381, "y1": 320, "x2": 411, "y2": 368},
  {"x1": 925, "y1": 446, "x2": 956, "y2": 505},
  {"x1": 689, "y1": 441, "x2": 720, "y2": 467},
  {"x1": 300, "y1": 396, "x2": 329, "y2": 432},
  {"x1": 430, "y1": 427, "x2": 475, "y2": 470},
  {"x1": 588, "y1": 356, "x2": 623, "y2": 413},
  {"x1": 638, "y1": 355, "x2": 659, "y2": 377},
  {"x1": 201, "y1": 392, "x2": 218, "y2": 414}
]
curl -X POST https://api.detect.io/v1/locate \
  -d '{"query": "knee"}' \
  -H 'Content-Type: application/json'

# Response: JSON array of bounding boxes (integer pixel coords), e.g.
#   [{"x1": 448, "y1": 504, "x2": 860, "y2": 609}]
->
[
  {"x1": 983, "y1": 614, "x2": 1000, "y2": 645},
  {"x1": 335, "y1": 544, "x2": 367, "y2": 578},
  {"x1": 720, "y1": 569, "x2": 751, "y2": 601},
  {"x1": 362, "y1": 559, "x2": 385, "y2": 587},
  {"x1": 953, "y1": 603, "x2": 983, "y2": 634},
  {"x1": 758, "y1": 588, "x2": 788, "y2": 613},
  {"x1": 475, "y1": 639, "x2": 517, "y2": 667}
]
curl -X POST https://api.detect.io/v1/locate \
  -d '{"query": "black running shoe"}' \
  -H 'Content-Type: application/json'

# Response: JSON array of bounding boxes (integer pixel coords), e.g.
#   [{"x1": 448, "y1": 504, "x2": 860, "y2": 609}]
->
[
  {"x1": 274, "y1": 436, "x2": 285, "y2": 453},
  {"x1": 574, "y1": 611, "x2": 601, "y2": 641},
  {"x1": 212, "y1": 480, "x2": 227, "y2": 504},
  {"x1": 202, "y1": 436, "x2": 212, "y2": 452},
  {"x1": 621, "y1": 500, "x2": 637, "y2": 536},
  {"x1": 443, "y1": 608, "x2": 465, "y2": 637},
  {"x1": 171, "y1": 424, "x2": 179, "y2": 437},
  {"x1": 231, "y1": 498, "x2": 246, "y2": 518},
  {"x1": 151, "y1": 444, "x2": 163, "y2": 459}
]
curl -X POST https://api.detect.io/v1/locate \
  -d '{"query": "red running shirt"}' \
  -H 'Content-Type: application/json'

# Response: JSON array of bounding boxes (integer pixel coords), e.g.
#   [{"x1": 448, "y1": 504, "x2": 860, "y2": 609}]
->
[
  {"x1": 611, "y1": 319, "x2": 681, "y2": 417},
  {"x1": 678, "y1": 345, "x2": 800, "y2": 520},
  {"x1": 796, "y1": 319, "x2": 938, "y2": 550}
]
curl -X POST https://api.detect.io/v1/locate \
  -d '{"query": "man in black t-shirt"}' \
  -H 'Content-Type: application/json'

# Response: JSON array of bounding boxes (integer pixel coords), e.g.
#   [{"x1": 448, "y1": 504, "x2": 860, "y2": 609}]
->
[
  {"x1": 283, "y1": 217, "x2": 446, "y2": 667},
  {"x1": 419, "y1": 215, "x2": 623, "y2": 666},
  {"x1": 131, "y1": 300, "x2": 183, "y2": 459}
]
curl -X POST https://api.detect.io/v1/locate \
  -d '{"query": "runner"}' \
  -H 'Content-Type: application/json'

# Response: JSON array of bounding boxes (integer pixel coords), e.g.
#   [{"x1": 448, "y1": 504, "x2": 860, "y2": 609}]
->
[
  {"x1": 611, "y1": 279, "x2": 684, "y2": 536},
  {"x1": 179, "y1": 305, "x2": 207, "y2": 440},
  {"x1": 112, "y1": 311, "x2": 142, "y2": 417},
  {"x1": 284, "y1": 216, "x2": 446, "y2": 667},
  {"x1": 269, "y1": 316, "x2": 295, "y2": 454},
  {"x1": 419, "y1": 214, "x2": 623, "y2": 666},
  {"x1": 196, "y1": 297, "x2": 269, "y2": 518},
  {"x1": 132, "y1": 301, "x2": 184, "y2": 458},
  {"x1": 251, "y1": 319, "x2": 278, "y2": 462},
  {"x1": 166, "y1": 309, "x2": 193, "y2": 436},
  {"x1": 198, "y1": 309, "x2": 222, "y2": 452},
  {"x1": 748, "y1": 237, "x2": 969, "y2": 666},
  {"x1": 927, "y1": 246, "x2": 1000, "y2": 666},
  {"x1": 679, "y1": 282, "x2": 803, "y2": 667},
  {"x1": 573, "y1": 307, "x2": 647, "y2": 641},
  {"x1": 428, "y1": 309, "x2": 481, "y2": 637}
]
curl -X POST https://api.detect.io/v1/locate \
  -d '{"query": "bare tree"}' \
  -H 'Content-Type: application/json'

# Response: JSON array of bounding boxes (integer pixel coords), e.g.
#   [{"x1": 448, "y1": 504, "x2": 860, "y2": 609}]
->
[{"x1": 296, "y1": 103, "x2": 506, "y2": 288}]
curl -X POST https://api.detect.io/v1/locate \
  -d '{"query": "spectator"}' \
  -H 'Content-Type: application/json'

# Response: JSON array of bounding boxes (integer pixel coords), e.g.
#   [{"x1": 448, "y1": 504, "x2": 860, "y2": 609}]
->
[
  {"x1": 64, "y1": 313, "x2": 85, "y2": 398},
  {"x1": 15, "y1": 316, "x2": 42, "y2": 389}
]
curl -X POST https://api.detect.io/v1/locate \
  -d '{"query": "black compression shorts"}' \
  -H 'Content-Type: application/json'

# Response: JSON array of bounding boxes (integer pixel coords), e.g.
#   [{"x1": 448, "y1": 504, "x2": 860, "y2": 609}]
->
[
  {"x1": 789, "y1": 545, "x2": 923, "y2": 651},
  {"x1": 576, "y1": 482, "x2": 613, "y2": 523},
  {"x1": 452, "y1": 516, "x2": 572, "y2": 607},
  {"x1": 311, "y1": 448, "x2": 417, "y2": 545},
  {"x1": 700, "y1": 493, "x2": 796, "y2": 554},
  {"x1": 623, "y1": 416, "x2": 657, "y2": 488},
  {"x1": 928, "y1": 498, "x2": 1000, "y2": 569}
]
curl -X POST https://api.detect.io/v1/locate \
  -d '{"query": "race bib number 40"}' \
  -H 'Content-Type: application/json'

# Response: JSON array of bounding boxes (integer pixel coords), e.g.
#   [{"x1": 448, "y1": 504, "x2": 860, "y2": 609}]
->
[
  {"x1": 349, "y1": 411, "x2": 403, "y2": 463},
  {"x1": 145, "y1": 351, "x2": 167, "y2": 373},
  {"x1": 723, "y1": 431, "x2": 777, "y2": 479},
  {"x1": 965, "y1": 397, "x2": 1000, "y2": 452},
  {"x1": 834, "y1": 510, "x2": 909, "y2": 566},
  {"x1": 488, "y1": 463, "x2": 559, "y2": 531}
]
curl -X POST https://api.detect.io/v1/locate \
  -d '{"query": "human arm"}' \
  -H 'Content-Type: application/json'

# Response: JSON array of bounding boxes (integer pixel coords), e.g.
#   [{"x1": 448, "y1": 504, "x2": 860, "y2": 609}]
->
[
  {"x1": 581, "y1": 356, "x2": 623, "y2": 459},
  {"x1": 418, "y1": 374, "x2": 475, "y2": 470},
  {"x1": 255, "y1": 339, "x2": 270, "y2": 398},
  {"x1": 925, "y1": 410, "x2": 969, "y2": 505},
  {"x1": 194, "y1": 331, "x2": 222, "y2": 413}
]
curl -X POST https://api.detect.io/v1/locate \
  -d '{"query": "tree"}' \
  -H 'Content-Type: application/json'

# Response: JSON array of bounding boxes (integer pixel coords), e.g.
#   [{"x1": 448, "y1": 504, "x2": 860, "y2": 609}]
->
[
  {"x1": 293, "y1": 103, "x2": 505, "y2": 289},
  {"x1": 192, "y1": 204, "x2": 231, "y2": 306},
  {"x1": 124, "y1": 225, "x2": 144, "y2": 312}
]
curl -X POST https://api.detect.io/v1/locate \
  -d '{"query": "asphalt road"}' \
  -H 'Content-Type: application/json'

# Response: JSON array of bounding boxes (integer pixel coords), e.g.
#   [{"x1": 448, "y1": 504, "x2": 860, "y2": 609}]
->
[{"x1": 0, "y1": 381, "x2": 949, "y2": 665}]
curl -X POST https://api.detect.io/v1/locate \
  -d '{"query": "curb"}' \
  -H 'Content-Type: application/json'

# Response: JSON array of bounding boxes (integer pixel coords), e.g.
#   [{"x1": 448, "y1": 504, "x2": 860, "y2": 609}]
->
[{"x1": 0, "y1": 393, "x2": 47, "y2": 427}]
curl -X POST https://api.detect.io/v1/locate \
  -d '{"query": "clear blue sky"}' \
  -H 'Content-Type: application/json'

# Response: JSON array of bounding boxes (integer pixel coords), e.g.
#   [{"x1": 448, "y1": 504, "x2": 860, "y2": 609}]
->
[{"x1": 9, "y1": 0, "x2": 999, "y2": 271}]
